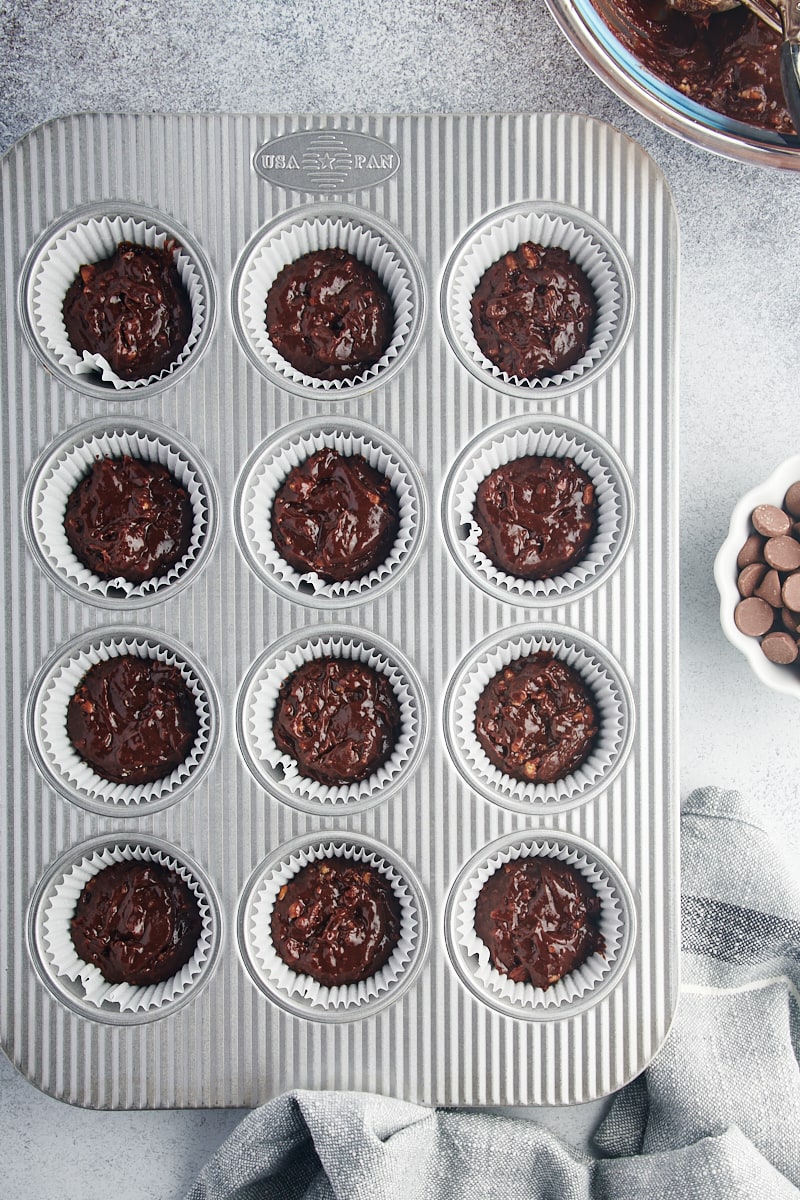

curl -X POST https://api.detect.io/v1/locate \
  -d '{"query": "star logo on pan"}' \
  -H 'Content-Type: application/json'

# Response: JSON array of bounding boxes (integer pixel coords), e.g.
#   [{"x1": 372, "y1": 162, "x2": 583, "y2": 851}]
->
[{"x1": 303, "y1": 139, "x2": 354, "y2": 185}]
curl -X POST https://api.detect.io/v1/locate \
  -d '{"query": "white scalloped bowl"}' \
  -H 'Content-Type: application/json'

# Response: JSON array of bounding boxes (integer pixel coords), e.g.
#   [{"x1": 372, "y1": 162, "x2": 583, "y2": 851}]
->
[{"x1": 714, "y1": 454, "x2": 800, "y2": 699}]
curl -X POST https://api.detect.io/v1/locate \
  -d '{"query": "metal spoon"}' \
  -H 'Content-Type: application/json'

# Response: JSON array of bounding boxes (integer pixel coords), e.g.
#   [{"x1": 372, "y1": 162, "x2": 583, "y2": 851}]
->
[{"x1": 740, "y1": 0, "x2": 800, "y2": 133}]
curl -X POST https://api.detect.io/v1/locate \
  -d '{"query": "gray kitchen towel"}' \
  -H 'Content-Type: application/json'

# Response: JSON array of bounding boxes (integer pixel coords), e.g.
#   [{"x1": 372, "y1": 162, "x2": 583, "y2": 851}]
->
[{"x1": 185, "y1": 787, "x2": 800, "y2": 1199}]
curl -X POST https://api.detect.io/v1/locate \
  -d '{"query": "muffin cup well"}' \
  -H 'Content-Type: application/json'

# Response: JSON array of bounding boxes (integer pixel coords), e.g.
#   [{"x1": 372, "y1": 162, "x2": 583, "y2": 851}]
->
[
  {"x1": 234, "y1": 416, "x2": 426, "y2": 608},
  {"x1": 441, "y1": 201, "x2": 633, "y2": 396},
  {"x1": 24, "y1": 418, "x2": 218, "y2": 608},
  {"x1": 239, "y1": 834, "x2": 428, "y2": 1021},
  {"x1": 445, "y1": 832, "x2": 633, "y2": 1019},
  {"x1": 29, "y1": 836, "x2": 220, "y2": 1023},
  {"x1": 27, "y1": 629, "x2": 220, "y2": 814},
  {"x1": 442, "y1": 415, "x2": 634, "y2": 605},
  {"x1": 232, "y1": 203, "x2": 424, "y2": 397},
  {"x1": 23, "y1": 204, "x2": 213, "y2": 395},
  {"x1": 444, "y1": 624, "x2": 634, "y2": 812},
  {"x1": 237, "y1": 626, "x2": 427, "y2": 813}
]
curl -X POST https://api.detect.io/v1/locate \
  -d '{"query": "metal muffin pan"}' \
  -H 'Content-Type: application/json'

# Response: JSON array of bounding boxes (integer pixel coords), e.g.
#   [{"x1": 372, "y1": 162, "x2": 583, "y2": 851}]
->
[{"x1": 0, "y1": 113, "x2": 678, "y2": 1108}]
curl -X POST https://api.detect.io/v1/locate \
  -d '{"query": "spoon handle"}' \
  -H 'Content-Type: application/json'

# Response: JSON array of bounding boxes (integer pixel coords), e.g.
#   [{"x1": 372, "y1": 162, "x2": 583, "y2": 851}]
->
[
  {"x1": 739, "y1": 0, "x2": 782, "y2": 34},
  {"x1": 780, "y1": 40, "x2": 800, "y2": 135}
]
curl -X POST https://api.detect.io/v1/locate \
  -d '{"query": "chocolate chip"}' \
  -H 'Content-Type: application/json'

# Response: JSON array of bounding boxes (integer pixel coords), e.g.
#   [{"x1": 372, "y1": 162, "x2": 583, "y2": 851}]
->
[
  {"x1": 764, "y1": 535, "x2": 800, "y2": 571},
  {"x1": 761, "y1": 632, "x2": 799, "y2": 664},
  {"x1": 752, "y1": 504, "x2": 791, "y2": 537},
  {"x1": 737, "y1": 534, "x2": 765, "y2": 569},
  {"x1": 737, "y1": 562, "x2": 767, "y2": 597},
  {"x1": 734, "y1": 596, "x2": 774, "y2": 637},
  {"x1": 755, "y1": 568, "x2": 782, "y2": 607},
  {"x1": 782, "y1": 607, "x2": 800, "y2": 634},
  {"x1": 782, "y1": 573, "x2": 800, "y2": 613},
  {"x1": 784, "y1": 482, "x2": 800, "y2": 518}
]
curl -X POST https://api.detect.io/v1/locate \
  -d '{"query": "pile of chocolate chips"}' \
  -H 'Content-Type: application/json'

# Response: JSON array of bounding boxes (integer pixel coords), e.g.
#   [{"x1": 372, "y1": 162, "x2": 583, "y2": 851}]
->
[{"x1": 733, "y1": 482, "x2": 800, "y2": 665}]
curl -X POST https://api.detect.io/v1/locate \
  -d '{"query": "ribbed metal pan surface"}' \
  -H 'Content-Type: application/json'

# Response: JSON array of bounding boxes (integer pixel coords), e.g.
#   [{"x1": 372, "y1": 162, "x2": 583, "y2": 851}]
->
[{"x1": 0, "y1": 113, "x2": 678, "y2": 1108}]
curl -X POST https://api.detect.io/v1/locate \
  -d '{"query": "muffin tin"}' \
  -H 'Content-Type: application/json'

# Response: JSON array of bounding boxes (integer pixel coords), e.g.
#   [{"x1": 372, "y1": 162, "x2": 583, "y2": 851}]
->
[{"x1": 0, "y1": 113, "x2": 678, "y2": 1108}]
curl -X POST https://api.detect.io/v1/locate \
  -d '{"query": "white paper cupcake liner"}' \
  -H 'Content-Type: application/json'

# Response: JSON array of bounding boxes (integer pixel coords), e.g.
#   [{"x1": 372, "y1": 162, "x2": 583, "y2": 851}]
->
[
  {"x1": 39, "y1": 841, "x2": 215, "y2": 1015},
  {"x1": 445, "y1": 626, "x2": 634, "y2": 810},
  {"x1": 237, "y1": 212, "x2": 417, "y2": 393},
  {"x1": 238, "y1": 629, "x2": 426, "y2": 811},
  {"x1": 244, "y1": 838, "x2": 422, "y2": 1015},
  {"x1": 25, "y1": 420, "x2": 215, "y2": 606},
  {"x1": 452, "y1": 836, "x2": 626, "y2": 1013},
  {"x1": 30, "y1": 631, "x2": 218, "y2": 812},
  {"x1": 445, "y1": 204, "x2": 627, "y2": 391},
  {"x1": 29, "y1": 212, "x2": 206, "y2": 390},
  {"x1": 236, "y1": 418, "x2": 425, "y2": 607},
  {"x1": 444, "y1": 416, "x2": 634, "y2": 604}
]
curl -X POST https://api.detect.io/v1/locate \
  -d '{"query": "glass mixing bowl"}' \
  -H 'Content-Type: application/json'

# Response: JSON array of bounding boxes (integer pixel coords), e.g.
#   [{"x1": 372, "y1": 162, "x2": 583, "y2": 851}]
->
[{"x1": 544, "y1": 0, "x2": 800, "y2": 168}]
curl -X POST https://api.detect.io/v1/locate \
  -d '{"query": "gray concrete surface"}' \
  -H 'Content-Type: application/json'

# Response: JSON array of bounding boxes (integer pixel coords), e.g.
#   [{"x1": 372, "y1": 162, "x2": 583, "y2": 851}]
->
[{"x1": 2, "y1": 0, "x2": 800, "y2": 1195}]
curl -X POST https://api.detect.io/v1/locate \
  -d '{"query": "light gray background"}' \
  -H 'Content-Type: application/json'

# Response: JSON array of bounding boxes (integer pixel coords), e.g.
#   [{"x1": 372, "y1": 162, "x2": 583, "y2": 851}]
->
[{"x1": 2, "y1": 1, "x2": 800, "y2": 1196}]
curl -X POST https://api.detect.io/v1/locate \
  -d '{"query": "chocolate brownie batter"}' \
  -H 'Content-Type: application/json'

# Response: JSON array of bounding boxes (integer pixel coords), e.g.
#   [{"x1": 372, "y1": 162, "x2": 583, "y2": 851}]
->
[
  {"x1": 62, "y1": 240, "x2": 192, "y2": 380},
  {"x1": 475, "y1": 858, "x2": 604, "y2": 989},
  {"x1": 66, "y1": 655, "x2": 199, "y2": 785},
  {"x1": 604, "y1": 0, "x2": 790, "y2": 132},
  {"x1": 273, "y1": 657, "x2": 401, "y2": 786},
  {"x1": 70, "y1": 859, "x2": 202, "y2": 986},
  {"x1": 265, "y1": 248, "x2": 393, "y2": 380},
  {"x1": 471, "y1": 243, "x2": 596, "y2": 379},
  {"x1": 271, "y1": 448, "x2": 399, "y2": 581},
  {"x1": 271, "y1": 859, "x2": 401, "y2": 986},
  {"x1": 475, "y1": 653, "x2": 598, "y2": 783},
  {"x1": 475, "y1": 455, "x2": 597, "y2": 580},
  {"x1": 64, "y1": 455, "x2": 193, "y2": 582}
]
